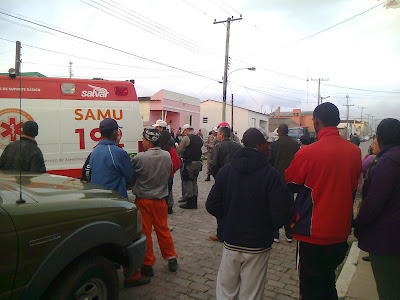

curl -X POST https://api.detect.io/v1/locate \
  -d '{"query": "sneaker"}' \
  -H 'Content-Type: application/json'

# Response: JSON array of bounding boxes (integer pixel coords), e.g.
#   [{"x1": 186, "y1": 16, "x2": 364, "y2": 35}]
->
[
  {"x1": 141, "y1": 265, "x2": 154, "y2": 277},
  {"x1": 124, "y1": 276, "x2": 151, "y2": 288},
  {"x1": 168, "y1": 258, "x2": 178, "y2": 272},
  {"x1": 168, "y1": 225, "x2": 174, "y2": 232},
  {"x1": 178, "y1": 197, "x2": 186, "y2": 203},
  {"x1": 286, "y1": 238, "x2": 293, "y2": 242},
  {"x1": 274, "y1": 238, "x2": 279, "y2": 243},
  {"x1": 209, "y1": 235, "x2": 222, "y2": 242}
]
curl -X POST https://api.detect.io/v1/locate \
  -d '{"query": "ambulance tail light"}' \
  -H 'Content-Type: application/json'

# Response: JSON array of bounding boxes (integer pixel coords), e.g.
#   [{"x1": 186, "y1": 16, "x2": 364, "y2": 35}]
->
[
  {"x1": 138, "y1": 141, "x2": 144, "y2": 152},
  {"x1": 115, "y1": 86, "x2": 128, "y2": 96}
]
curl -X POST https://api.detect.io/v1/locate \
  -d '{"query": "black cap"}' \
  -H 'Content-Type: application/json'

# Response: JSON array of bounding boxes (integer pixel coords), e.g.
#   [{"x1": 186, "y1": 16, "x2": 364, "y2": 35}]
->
[
  {"x1": 242, "y1": 128, "x2": 266, "y2": 147},
  {"x1": 313, "y1": 102, "x2": 340, "y2": 127},
  {"x1": 22, "y1": 121, "x2": 39, "y2": 137},
  {"x1": 99, "y1": 118, "x2": 122, "y2": 131}
]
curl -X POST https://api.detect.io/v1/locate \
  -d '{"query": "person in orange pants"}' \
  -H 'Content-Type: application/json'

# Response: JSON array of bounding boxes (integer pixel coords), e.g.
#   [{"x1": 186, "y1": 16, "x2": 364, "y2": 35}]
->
[
  {"x1": 136, "y1": 198, "x2": 177, "y2": 267},
  {"x1": 131, "y1": 128, "x2": 178, "y2": 277}
]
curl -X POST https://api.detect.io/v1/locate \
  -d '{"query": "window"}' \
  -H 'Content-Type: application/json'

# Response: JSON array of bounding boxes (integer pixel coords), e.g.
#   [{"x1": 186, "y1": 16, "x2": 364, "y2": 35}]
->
[
  {"x1": 252, "y1": 118, "x2": 256, "y2": 127},
  {"x1": 203, "y1": 117, "x2": 208, "y2": 123},
  {"x1": 189, "y1": 115, "x2": 193, "y2": 126}
]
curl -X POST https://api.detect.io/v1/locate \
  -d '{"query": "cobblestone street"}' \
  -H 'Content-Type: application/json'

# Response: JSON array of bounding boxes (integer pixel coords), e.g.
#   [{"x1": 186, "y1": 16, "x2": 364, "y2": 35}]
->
[{"x1": 120, "y1": 165, "x2": 299, "y2": 300}]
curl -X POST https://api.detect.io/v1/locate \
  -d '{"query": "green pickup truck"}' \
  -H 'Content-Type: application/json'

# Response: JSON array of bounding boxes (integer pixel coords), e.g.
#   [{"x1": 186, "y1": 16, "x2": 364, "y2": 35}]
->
[{"x1": 0, "y1": 172, "x2": 146, "y2": 300}]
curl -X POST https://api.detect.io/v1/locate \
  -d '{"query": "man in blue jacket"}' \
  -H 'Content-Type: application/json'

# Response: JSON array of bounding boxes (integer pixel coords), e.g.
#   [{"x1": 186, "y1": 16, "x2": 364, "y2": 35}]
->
[
  {"x1": 89, "y1": 118, "x2": 150, "y2": 287},
  {"x1": 206, "y1": 128, "x2": 291, "y2": 300},
  {"x1": 89, "y1": 118, "x2": 132, "y2": 199}
]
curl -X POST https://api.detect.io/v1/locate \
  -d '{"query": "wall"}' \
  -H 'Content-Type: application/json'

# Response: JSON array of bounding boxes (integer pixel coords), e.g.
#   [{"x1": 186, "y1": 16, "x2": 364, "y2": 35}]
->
[
  {"x1": 300, "y1": 115, "x2": 314, "y2": 131},
  {"x1": 139, "y1": 101, "x2": 150, "y2": 123},
  {"x1": 200, "y1": 100, "x2": 269, "y2": 140}
]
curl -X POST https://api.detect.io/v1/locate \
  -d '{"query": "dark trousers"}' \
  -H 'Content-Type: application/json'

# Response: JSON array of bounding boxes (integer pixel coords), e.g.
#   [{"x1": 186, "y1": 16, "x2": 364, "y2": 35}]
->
[
  {"x1": 164, "y1": 177, "x2": 174, "y2": 208},
  {"x1": 297, "y1": 241, "x2": 348, "y2": 300},
  {"x1": 274, "y1": 187, "x2": 294, "y2": 240},
  {"x1": 216, "y1": 217, "x2": 224, "y2": 241},
  {"x1": 273, "y1": 224, "x2": 293, "y2": 240},
  {"x1": 370, "y1": 253, "x2": 400, "y2": 300}
]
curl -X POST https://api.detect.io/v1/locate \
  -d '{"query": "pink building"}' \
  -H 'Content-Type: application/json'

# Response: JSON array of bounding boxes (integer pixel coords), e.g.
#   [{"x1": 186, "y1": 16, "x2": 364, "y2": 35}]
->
[{"x1": 139, "y1": 89, "x2": 200, "y2": 132}]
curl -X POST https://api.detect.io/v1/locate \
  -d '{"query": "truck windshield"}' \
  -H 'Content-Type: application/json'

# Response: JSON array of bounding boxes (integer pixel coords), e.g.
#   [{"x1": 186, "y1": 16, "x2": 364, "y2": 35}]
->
[{"x1": 288, "y1": 128, "x2": 304, "y2": 134}]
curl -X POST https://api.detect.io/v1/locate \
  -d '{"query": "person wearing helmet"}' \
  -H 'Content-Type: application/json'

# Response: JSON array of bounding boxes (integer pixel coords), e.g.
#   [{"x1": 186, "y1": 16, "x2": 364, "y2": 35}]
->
[{"x1": 218, "y1": 122, "x2": 240, "y2": 144}]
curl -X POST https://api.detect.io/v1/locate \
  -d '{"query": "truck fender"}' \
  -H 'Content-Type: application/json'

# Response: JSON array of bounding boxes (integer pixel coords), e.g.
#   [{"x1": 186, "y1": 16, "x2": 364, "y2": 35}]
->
[{"x1": 22, "y1": 221, "x2": 133, "y2": 300}]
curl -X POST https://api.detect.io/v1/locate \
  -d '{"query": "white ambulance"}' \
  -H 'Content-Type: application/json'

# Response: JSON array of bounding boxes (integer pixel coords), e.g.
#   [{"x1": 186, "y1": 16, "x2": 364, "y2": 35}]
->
[{"x1": 0, "y1": 75, "x2": 144, "y2": 178}]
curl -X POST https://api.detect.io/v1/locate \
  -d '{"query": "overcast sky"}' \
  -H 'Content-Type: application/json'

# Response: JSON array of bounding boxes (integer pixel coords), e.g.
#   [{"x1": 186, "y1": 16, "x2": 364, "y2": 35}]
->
[{"x1": 0, "y1": 0, "x2": 399, "y2": 127}]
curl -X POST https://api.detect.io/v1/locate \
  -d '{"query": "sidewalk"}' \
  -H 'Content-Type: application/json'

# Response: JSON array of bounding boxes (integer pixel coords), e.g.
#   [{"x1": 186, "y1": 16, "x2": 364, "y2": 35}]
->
[{"x1": 337, "y1": 242, "x2": 379, "y2": 300}]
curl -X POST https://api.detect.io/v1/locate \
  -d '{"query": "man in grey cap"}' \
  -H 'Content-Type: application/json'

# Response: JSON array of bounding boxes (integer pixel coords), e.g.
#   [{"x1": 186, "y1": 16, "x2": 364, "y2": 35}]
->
[
  {"x1": 204, "y1": 127, "x2": 218, "y2": 181},
  {"x1": 153, "y1": 119, "x2": 175, "y2": 148},
  {"x1": 177, "y1": 124, "x2": 203, "y2": 209},
  {"x1": 0, "y1": 120, "x2": 46, "y2": 173}
]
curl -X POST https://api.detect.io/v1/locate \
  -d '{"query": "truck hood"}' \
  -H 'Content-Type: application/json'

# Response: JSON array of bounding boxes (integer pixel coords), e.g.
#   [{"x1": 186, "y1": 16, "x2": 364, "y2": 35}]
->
[{"x1": 0, "y1": 172, "x2": 136, "y2": 232}]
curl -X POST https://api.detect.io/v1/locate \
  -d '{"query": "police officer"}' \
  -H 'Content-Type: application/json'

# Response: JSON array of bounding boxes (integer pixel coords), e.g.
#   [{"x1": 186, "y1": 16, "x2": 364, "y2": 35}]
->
[{"x1": 177, "y1": 124, "x2": 203, "y2": 209}]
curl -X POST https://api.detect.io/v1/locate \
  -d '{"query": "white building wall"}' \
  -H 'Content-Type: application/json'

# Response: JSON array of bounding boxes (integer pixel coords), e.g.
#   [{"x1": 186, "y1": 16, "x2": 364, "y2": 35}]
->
[{"x1": 200, "y1": 100, "x2": 269, "y2": 140}]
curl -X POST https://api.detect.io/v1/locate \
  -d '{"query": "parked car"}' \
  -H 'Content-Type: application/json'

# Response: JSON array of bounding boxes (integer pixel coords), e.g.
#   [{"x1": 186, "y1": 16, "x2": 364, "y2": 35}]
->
[
  {"x1": 288, "y1": 127, "x2": 316, "y2": 144},
  {"x1": 0, "y1": 171, "x2": 146, "y2": 300}
]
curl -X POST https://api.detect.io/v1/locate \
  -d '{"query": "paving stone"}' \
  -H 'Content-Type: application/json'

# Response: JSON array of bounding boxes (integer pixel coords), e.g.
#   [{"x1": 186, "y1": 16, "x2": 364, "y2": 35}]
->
[
  {"x1": 189, "y1": 282, "x2": 210, "y2": 293},
  {"x1": 267, "y1": 279, "x2": 286, "y2": 289},
  {"x1": 119, "y1": 169, "x2": 300, "y2": 299}
]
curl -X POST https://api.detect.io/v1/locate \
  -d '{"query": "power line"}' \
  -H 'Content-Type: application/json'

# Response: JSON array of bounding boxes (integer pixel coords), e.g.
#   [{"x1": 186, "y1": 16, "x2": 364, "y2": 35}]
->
[
  {"x1": 290, "y1": 1, "x2": 385, "y2": 44},
  {"x1": 23, "y1": 61, "x2": 219, "y2": 73},
  {"x1": 80, "y1": 0, "x2": 209, "y2": 55},
  {"x1": 232, "y1": 57, "x2": 307, "y2": 81},
  {"x1": 105, "y1": 0, "x2": 207, "y2": 52},
  {"x1": 322, "y1": 82, "x2": 400, "y2": 94},
  {"x1": 0, "y1": 12, "x2": 220, "y2": 82},
  {"x1": 217, "y1": 0, "x2": 242, "y2": 16},
  {"x1": 206, "y1": 0, "x2": 235, "y2": 16}
]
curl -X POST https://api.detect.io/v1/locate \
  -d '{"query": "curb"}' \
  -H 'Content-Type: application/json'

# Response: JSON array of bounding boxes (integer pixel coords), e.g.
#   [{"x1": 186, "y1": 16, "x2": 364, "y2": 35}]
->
[{"x1": 336, "y1": 241, "x2": 360, "y2": 298}]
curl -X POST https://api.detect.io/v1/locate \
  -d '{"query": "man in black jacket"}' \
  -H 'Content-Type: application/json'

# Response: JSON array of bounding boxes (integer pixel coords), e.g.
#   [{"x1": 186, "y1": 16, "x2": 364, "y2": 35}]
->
[
  {"x1": 269, "y1": 123, "x2": 299, "y2": 243},
  {"x1": 206, "y1": 128, "x2": 291, "y2": 299},
  {"x1": 209, "y1": 126, "x2": 242, "y2": 242},
  {"x1": 209, "y1": 126, "x2": 242, "y2": 177},
  {"x1": 0, "y1": 121, "x2": 46, "y2": 173}
]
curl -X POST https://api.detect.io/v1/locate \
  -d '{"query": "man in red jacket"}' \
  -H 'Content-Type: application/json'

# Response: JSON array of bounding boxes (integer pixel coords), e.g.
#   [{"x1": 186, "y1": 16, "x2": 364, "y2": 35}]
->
[{"x1": 285, "y1": 102, "x2": 361, "y2": 299}]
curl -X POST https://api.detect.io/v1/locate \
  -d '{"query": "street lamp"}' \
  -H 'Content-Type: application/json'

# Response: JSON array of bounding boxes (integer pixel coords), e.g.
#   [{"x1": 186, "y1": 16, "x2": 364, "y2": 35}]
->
[
  {"x1": 221, "y1": 67, "x2": 256, "y2": 122},
  {"x1": 320, "y1": 95, "x2": 330, "y2": 103}
]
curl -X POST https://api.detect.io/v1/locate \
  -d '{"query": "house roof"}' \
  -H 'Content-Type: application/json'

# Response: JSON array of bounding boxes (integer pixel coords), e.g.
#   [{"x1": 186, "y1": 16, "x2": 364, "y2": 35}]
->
[{"x1": 268, "y1": 110, "x2": 313, "y2": 117}]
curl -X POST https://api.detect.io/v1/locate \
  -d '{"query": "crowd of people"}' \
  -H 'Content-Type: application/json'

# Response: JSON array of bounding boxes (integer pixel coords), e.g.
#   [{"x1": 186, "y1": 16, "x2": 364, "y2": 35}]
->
[{"x1": 0, "y1": 102, "x2": 399, "y2": 299}]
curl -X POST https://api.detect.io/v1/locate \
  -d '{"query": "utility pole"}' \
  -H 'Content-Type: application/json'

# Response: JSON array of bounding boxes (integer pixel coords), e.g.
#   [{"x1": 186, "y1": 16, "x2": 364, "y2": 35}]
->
[
  {"x1": 366, "y1": 113, "x2": 371, "y2": 136},
  {"x1": 358, "y1": 106, "x2": 366, "y2": 135},
  {"x1": 343, "y1": 95, "x2": 354, "y2": 139},
  {"x1": 311, "y1": 78, "x2": 329, "y2": 105},
  {"x1": 214, "y1": 16, "x2": 242, "y2": 122},
  {"x1": 371, "y1": 116, "x2": 375, "y2": 134},
  {"x1": 231, "y1": 94, "x2": 234, "y2": 131},
  {"x1": 15, "y1": 41, "x2": 21, "y2": 76},
  {"x1": 69, "y1": 61, "x2": 73, "y2": 78}
]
